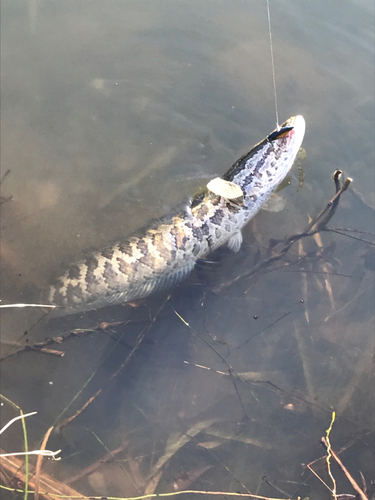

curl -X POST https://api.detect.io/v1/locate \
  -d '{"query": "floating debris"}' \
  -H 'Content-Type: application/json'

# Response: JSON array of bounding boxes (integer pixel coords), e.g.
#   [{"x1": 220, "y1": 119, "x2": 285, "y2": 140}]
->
[{"x1": 207, "y1": 177, "x2": 244, "y2": 205}]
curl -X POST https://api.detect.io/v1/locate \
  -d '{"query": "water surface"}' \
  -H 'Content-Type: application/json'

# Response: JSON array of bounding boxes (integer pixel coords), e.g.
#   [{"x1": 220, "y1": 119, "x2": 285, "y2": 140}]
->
[{"x1": 1, "y1": 1, "x2": 374, "y2": 498}]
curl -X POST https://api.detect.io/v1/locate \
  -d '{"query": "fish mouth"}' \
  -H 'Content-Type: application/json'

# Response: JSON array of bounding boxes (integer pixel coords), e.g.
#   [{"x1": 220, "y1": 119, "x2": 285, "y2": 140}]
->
[
  {"x1": 259, "y1": 115, "x2": 306, "y2": 155},
  {"x1": 265, "y1": 115, "x2": 306, "y2": 164},
  {"x1": 278, "y1": 115, "x2": 306, "y2": 148}
]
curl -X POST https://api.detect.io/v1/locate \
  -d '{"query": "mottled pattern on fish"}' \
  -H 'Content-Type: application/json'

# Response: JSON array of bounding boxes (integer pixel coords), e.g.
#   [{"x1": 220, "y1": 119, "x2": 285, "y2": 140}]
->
[{"x1": 47, "y1": 116, "x2": 305, "y2": 315}]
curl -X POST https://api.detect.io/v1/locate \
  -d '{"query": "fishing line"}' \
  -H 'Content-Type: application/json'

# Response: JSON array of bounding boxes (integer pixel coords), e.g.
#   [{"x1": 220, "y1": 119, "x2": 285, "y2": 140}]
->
[{"x1": 266, "y1": 0, "x2": 280, "y2": 129}]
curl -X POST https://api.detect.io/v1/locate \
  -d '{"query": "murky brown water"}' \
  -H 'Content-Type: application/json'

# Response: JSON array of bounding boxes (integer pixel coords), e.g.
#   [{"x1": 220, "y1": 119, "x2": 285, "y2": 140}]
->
[{"x1": 1, "y1": 1, "x2": 374, "y2": 498}]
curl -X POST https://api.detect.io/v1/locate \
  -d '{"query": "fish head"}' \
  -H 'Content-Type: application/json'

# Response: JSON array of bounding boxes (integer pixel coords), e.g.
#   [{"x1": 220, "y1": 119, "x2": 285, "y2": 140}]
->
[{"x1": 223, "y1": 115, "x2": 306, "y2": 207}]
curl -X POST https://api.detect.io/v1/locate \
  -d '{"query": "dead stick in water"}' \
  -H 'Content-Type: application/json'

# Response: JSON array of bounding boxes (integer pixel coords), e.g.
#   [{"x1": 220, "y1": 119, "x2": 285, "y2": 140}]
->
[
  {"x1": 213, "y1": 171, "x2": 352, "y2": 294},
  {"x1": 320, "y1": 437, "x2": 368, "y2": 500},
  {"x1": 0, "y1": 321, "x2": 130, "y2": 361},
  {"x1": 34, "y1": 427, "x2": 54, "y2": 500},
  {"x1": 57, "y1": 296, "x2": 170, "y2": 430}
]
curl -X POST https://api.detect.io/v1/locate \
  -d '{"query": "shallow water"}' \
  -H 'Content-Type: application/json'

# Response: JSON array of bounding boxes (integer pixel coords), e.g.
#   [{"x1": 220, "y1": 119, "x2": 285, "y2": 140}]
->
[{"x1": 1, "y1": 1, "x2": 374, "y2": 498}]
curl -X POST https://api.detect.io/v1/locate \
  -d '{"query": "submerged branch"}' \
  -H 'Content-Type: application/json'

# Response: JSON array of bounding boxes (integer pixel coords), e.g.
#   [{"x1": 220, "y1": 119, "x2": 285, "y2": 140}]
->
[
  {"x1": 213, "y1": 171, "x2": 353, "y2": 294},
  {"x1": 0, "y1": 321, "x2": 130, "y2": 361},
  {"x1": 56, "y1": 296, "x2": 171, "y2": 430},
  {"x1": 320, "y1": 437, "x2": 368, "y2": 500},
  {"x1": 0, "y1": 169, "x2": 12, "y2": 204}
]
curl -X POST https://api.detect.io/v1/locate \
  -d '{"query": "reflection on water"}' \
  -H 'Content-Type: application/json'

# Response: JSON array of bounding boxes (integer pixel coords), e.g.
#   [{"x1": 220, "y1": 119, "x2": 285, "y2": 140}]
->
[{"x1": 0, "y1": 0, "x2": 374, "y2": 498}]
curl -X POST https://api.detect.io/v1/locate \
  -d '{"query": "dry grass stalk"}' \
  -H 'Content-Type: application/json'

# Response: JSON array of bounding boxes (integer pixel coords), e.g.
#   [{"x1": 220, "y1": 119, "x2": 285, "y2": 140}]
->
[
  {"x1": 34, "y1": 427, "x2": 54, "y2": 500},
  {"x1": 0, "y1": 448, "x2": 88, "y2": 500}
]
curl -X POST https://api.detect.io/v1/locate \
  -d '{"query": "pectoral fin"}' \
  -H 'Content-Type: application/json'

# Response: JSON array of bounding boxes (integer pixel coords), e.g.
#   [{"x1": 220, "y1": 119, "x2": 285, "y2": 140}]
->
[{"x1": 227, "y1": 231, "x2": 243, "y2": 252}]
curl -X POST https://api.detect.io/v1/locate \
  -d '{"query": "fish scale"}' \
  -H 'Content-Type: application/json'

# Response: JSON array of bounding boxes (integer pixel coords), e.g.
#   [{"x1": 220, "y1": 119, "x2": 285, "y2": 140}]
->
[{"x1": 46, "y1": 116, "x2": 305, "y2": 316}]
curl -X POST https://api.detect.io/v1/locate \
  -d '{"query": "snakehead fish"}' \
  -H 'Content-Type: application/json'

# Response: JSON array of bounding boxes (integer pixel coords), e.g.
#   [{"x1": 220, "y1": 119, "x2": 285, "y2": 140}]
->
[{"x1": 47, "y1": 115, "x2": 305, "y2": 315}]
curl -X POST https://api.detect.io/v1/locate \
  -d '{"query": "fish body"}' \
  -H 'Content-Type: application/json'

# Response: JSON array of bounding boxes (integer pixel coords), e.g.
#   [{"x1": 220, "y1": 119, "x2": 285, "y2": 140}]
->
[{"x1": 47, "y1": 116, "x2": 305, "y2": 315}]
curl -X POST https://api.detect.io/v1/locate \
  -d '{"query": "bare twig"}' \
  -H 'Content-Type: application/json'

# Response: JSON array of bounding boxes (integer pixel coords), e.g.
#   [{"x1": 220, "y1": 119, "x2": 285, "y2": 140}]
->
[
  {"x1": 34, "y1": 427, "x2": 55, "y2": 500},
  {"x1": 0, "y1": 169, "x2": 11, "y2": 185},
  {"x1": 0, "y1": 169, "x2": 12, "y2": 204},
  {"x1": 320, "y1": 437, "x2": 368, "y2": 500},
  {"x1": 323, "y1": 228, "x2": 375, "y2": 246},
  {"x1": 213, "y1": 171, "x2": 352, "y2": 294},
  {"x1": 56, "y1": 297, "x2": 171, "y2": 430},
  {"x1": 0, "y1": 321, "x2": 129, "y2": 361}
]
